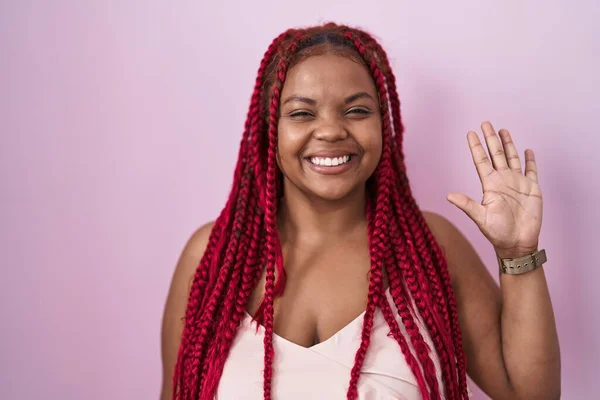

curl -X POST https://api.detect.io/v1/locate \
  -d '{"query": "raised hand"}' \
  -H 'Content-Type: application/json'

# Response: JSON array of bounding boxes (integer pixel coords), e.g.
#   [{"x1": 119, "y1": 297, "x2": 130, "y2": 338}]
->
[{"x1": 446, "y1": 121, "x2": 543, "y2": 259}]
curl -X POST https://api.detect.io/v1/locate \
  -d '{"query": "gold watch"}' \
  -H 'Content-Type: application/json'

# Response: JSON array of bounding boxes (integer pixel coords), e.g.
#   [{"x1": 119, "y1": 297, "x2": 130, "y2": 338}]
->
[{"x1": 498, "y1": 249, "x2": 547, "y2": 275}]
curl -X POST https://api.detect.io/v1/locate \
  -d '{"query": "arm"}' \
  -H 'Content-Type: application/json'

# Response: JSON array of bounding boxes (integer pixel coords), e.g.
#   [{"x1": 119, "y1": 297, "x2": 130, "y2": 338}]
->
[
  {"x1": 431, "y1": 121, "x2": 560, "y2": 399},
  {"x1": 498, "y1": 251, "x2": 560, "y2": 398},
  {"x1": 424, "y1": 211, "x2": 560, "y2": 400},
  {"x1": 160, "y1": 222, "x2": 215, "y2": 400}
]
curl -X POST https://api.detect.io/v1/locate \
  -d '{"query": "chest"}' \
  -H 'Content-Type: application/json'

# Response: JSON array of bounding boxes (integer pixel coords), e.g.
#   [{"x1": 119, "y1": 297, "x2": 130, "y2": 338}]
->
[
  {"x1": 246, "y1": 236, "x2": 382, "y2": 348},
  {"x1": 219, "y1": 289, "x2": 439, "y2": 400}
]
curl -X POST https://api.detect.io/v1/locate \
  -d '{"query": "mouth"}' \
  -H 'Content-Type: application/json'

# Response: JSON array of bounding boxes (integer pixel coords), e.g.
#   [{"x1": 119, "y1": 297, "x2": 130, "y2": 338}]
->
[
  {"x1": 303, "y1": 154, "x2": 358, "y2": 175},
  {"x1": 307, "y1": 154, "x2": 354, "y2": 167}
]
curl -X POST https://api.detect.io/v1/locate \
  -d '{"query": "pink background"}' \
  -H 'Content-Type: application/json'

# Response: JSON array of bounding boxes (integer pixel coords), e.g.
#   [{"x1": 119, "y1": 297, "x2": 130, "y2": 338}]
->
[{"x1": 1, "y1": 1, "x2": 598, "y2": 399}]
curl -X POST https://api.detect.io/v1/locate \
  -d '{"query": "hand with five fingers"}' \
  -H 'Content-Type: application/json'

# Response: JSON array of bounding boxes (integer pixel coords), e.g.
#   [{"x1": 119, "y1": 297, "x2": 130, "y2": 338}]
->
[{"x1": 447, "y1": 121, "x2": 543, "y2": 260}]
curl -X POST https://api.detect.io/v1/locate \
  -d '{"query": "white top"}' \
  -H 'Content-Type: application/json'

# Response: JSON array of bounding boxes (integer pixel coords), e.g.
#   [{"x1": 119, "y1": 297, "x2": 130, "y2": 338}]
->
[{"x1": 216, "y1": 288, "x2": 471, "y2": 399}]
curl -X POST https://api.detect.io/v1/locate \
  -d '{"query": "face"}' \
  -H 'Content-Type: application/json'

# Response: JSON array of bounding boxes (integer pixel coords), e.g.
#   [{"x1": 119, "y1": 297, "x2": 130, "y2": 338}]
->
[{"x1": 276, "y1": 53, "x2": 383, "y2": 202}]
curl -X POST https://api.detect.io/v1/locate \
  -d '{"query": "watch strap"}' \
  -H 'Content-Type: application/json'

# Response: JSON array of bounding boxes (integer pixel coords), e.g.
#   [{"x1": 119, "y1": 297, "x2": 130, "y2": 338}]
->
[{"x1": 498, "y1": 248, "x2": 547, "y2": 275}]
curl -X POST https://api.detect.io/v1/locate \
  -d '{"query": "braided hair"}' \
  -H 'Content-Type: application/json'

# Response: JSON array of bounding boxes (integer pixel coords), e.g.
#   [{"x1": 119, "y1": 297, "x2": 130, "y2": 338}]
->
[{"x1": 172, "y1": 23, "x2": 469, "y2": 400}]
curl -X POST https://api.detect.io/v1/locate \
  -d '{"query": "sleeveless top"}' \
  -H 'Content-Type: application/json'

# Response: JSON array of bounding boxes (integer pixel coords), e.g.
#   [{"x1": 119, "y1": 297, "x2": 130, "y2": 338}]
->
[{"x1": 216, "y1": 288, "x2": 472, "y2": 399}]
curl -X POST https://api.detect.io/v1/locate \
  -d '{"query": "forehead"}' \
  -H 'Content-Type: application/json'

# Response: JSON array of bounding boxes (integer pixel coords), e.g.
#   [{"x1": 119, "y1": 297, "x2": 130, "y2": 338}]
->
[{"x1": 281, "y1": 54, "x2": 376, "y2": 99}]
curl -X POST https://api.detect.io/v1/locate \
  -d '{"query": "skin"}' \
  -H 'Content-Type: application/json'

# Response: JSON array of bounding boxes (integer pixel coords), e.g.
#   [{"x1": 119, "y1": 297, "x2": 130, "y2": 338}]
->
[{"x1": 160, "y1": 54, "x2": 560, "y2": 399}]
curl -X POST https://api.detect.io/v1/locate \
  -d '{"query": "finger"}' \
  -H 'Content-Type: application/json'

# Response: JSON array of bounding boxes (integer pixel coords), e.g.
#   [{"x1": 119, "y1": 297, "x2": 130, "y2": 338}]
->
[
  {"x1": 481, "y1": 121, "x2": 509, "y2": 171},
  {"x1": 498, "y1": 129, "x2": 522, "y2": 172},
  {"x1": 524, "y1": 149, "x2": 539, "y2": 182},
  {"x1": 467, "y1": 131, "x2": 495, "y2": 183},
  {"x1": 446, "y1": 192, "x2": 486, "y2": 227}
]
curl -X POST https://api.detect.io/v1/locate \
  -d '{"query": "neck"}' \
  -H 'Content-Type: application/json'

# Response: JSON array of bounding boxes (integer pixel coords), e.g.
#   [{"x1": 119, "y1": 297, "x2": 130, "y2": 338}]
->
[{"x1": 277, "y1": 181, "x2": 368, "y2": 245}]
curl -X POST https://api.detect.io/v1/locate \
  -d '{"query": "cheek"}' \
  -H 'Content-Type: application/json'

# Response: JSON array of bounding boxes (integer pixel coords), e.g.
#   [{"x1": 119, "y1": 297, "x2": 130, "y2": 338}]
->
[
  {"x1": 369, "y1": 132, "x2": 383, "y2": 156},
  {"x1": 367, "y1": 138, "x2": 383, "y2": 173},
  {"x1": 357, "y1": 121, "x2": 383, "y2": 160},
  {"x1": 276, "y1": 125, "x2": 306, "y2": 177},
  {"x1": 277, "y1": 122, "x2": 308, "y2": 161}
]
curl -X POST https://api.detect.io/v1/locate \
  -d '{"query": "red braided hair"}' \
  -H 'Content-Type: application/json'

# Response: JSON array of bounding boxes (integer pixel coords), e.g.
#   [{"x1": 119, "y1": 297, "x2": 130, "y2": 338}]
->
[{"x1": 172, "y1": 23, "x2": 468, "y2": 400}]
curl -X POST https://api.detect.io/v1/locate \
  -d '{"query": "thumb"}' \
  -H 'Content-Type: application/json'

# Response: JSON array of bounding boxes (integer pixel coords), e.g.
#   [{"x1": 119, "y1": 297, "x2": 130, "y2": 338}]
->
[{"x1": 446, "y1": 192, "x2": 486, "y2": 227}]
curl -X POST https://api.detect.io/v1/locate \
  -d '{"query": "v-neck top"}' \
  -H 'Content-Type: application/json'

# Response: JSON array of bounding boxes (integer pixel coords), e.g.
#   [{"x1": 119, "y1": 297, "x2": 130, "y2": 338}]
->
[{"x1": 215, "y1": 288, "x2": 472, "y2": 399}]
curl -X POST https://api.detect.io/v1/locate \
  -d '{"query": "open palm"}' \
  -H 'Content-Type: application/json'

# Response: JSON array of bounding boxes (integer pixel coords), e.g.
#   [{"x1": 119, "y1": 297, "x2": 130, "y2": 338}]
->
[{"x1": 447, "y1": 122, "x2": 543, "y2": 258}]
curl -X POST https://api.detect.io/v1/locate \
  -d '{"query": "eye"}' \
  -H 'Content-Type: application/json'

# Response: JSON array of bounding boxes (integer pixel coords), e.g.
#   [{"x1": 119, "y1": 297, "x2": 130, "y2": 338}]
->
[
  {"x1": 346, "y1": 107, "x2": 371, "y2": 116},
  {"x1": 289, "y1": 110, "x2": 314, "y2": 118}
]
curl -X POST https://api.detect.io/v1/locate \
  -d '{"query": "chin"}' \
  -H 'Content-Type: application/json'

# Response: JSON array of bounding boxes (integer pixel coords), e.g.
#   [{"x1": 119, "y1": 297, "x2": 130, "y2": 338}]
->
[{"x1": 304, "y1": 181, "x2": 363, "y2": 202}]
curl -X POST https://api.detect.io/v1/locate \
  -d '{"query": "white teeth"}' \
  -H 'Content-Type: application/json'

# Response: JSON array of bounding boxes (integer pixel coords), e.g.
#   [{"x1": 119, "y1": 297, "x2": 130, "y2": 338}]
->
[{"x1": 309, "y1": 155, "x2": 352, "y2": 166}]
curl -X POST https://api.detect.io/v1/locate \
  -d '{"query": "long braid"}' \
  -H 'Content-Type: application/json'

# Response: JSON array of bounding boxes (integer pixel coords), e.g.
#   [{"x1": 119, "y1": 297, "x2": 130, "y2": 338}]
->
[
  {"x1": 176, "y1": 33, "x2": 271, "y2": 388},
  {"x1": 262, "y1": 84, "x2": 279, "y2": 400},
  {"x1": 200, "y1": 29, "x2": 295, "y2": 399},
  {"x1": 360, "y1": 31, "x2": 450, "y2": 335},
  {"x1": 385, "y1": 125, "x2": 460, "y2": 398},
  {"x1": 172, "y1": 213, "x2": 222, "y2": 398},
  {"x1": 262, "y1": 35, "x2": 302, "y2": 398},
  {"x1": 379, "y1": 295, "x2": 431, "y2": 399},
  {"x1": 379, "y1": 196, "x2": 436, "y2": 399},
  {"x1": 387, "y1": 114, "x2": 464, "y2": 398},
  {"x1": 197, "y1": 167, "x2": 255, "y2": 391},
  {"x1": 180, "y1": 205, "x2": 239, "y2": 398},
  {"x1": 409, "y1": 199, "x2": 469, "y2": 398},
  {"x1": 199, "y1": 56, "x2": 282, "y2": 389},
  {"x1": 184, "y1": 170, "x2": 252, "y2": 398},
  {"x1": 183, "y1": 95, "x2": 263, "y2": 398},
  {"x1": 200, "y1": 178, "x2": 262, "y2": 398},
  {"x1": 249, "y1": 29, "x2": 297, "y2": 208},
  {"x1": 358, "y1": 28, "x2": 467, "y2": 398},
  {"x1": 177, "y1": 196, "x2": 234, "y2": 371},
  {"x1": 344, "y1": 31, "x2": 393, "y2": 399},
  {"x1": 390, "y1": 189, "x2": 455, "y2": 398},
  {"x1": 386, "y1": 196, "x2": 441, "y2": 398},
  {"x1": 390, "y1": 182, "x2": 460, "y2": 399},
  {"x1": 185, "y1": 149, "x2": 268, "y2": 397},
  {"x1": 364, "y1": 32, "x2": 463, "y2": 363},
  {"x1": 363, "y1": 31, "x2": 467, "y2": 398},
  {"x1": 401, "y1": 188, "x2": 459, "y2": 398},
  {"x1": 371, "y1": 35, "x2": 462, "y2": 371},
  {"x1": 172, "y1": 30, "x2": 291, "y2": 400},
  {"x1": 368, "y1": 179, "x2": 432, "y2": 400},
  {"x1": 352, "y1": 31, "x2": 446, "y2": 399}
]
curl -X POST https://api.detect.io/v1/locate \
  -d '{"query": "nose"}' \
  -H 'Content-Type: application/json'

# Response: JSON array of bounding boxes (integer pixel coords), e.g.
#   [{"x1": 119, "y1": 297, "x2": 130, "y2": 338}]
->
[{"x1": 313, "y1": 117, "x2": 348, "y2": 142}]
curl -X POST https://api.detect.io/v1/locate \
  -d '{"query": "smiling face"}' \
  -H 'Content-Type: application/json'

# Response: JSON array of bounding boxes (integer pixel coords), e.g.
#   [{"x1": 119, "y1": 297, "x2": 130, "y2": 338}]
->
[{"x1": 276, "y1": 52, "x2": 383, "y2": 202}]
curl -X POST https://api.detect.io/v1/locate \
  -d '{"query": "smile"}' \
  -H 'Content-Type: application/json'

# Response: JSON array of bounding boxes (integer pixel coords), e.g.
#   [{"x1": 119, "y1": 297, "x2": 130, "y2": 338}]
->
[
  {"x1": 309, "y1": 155, "x2": 353, "y2": 166},
  {"x1": 304, "y1": 154, "x2": 358, "y2": 176}
]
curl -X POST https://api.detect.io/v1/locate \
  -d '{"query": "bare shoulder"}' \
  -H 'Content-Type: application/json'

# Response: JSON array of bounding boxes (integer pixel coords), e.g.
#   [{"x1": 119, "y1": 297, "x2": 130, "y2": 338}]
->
[
  {"x1": 421, "y1": 210, "x2": 500, "y2": 306},
  {"x1": 421, "y1": 209, "x2": 468, "y2": 245},
  {"x1": 421, "y1": 210, "x2": 481, "y2": 285},
  {"x1": 170, "y1": 221, "x2": 216, "y2": 288},
  {"x1": 160, "y1": 221, "x2": 215, "y2": 400},
  {"x1": 421, "y1": 209, "x2": 458, "y2": 240}
]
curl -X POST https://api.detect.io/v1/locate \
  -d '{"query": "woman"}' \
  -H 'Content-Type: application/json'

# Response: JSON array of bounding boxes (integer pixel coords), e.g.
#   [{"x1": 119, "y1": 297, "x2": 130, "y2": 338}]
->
[{"x1": 160, "y1": 23, "x2": 560, "y2": 400}]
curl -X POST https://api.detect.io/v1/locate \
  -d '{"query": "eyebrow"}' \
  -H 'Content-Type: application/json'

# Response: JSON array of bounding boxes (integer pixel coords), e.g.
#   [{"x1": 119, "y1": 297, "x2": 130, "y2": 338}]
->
[
  {"x1": 282, "y1": 95, "x2": 317, "y2": 106},
  {"x1": 282, "y1": 92, "x2": 375, "y2": 106},
  {"x1": 344, "y1": 92, "x2": 375, "y2": 104}
]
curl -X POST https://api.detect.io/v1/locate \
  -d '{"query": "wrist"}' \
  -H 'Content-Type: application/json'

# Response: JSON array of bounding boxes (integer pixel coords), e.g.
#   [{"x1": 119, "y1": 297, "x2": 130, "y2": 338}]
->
[
  {"x1": 497, "y1": 248, "x2": 547, "y2": 276},
  {"x1": 494, "y1": 244, "x2": 539, "y2": 260}
]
